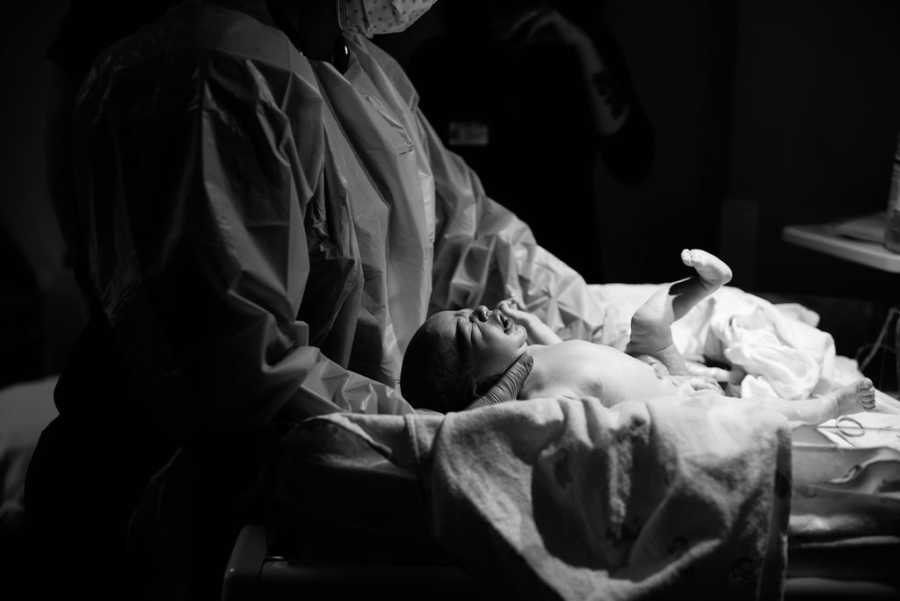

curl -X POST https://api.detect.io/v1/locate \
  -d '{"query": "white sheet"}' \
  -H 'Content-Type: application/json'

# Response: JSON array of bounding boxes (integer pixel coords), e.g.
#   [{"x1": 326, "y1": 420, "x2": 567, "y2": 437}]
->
[{"x1": 591, "y1": 284, "x2": 886, "y2": 404}]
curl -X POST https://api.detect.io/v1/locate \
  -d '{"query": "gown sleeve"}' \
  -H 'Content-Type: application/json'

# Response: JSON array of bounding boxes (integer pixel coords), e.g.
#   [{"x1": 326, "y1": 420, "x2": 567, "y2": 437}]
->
[{"x1": 72, "y1": 51, "x2": 410, "y2": 440}]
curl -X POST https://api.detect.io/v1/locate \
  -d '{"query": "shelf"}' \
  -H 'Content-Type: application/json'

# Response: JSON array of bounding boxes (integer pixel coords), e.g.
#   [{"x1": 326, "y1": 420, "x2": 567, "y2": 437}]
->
[{"x1": 782, "y1": 221, "x2": 900, "y2": 274}]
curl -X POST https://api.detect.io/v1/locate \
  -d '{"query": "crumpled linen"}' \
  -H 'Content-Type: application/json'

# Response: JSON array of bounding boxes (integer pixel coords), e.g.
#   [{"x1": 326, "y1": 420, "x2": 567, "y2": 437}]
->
[
  {"x1": 592, "y1": 284, "x2": 854, "y2": 401},
  {"x1": 312, "y1": 392, "x2": 792, "y2": 600}
]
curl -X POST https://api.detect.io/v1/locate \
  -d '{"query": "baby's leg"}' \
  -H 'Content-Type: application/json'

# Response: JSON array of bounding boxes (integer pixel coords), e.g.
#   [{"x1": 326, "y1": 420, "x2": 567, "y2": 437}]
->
[
  {"x1": 755, "y1": 379, "x2": 875, "y2": 424},
  {"x1": 626, "y1": 249, "x2": 732, "y2": 360},
  {"x1": 824, "y1": 378, "x2": 876, "y2": 417}
]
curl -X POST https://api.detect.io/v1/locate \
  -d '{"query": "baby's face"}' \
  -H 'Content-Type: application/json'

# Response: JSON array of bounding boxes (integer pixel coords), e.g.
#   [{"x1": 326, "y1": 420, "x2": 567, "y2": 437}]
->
[{"x1": 431, "y1": 304, "x2": 528, "y2": 381}]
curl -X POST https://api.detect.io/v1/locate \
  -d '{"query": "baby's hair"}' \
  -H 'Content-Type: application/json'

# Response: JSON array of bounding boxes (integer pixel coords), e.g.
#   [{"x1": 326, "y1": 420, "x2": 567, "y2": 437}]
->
[{"x1": 401, "y1": 314, "x2": 479, "y2": 412}]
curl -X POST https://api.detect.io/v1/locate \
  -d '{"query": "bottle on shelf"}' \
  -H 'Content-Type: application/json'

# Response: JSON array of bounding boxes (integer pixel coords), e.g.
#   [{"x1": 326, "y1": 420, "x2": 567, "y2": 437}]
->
[{"x1": 885, "y1": 131, "x2": 900, "y2": 253}]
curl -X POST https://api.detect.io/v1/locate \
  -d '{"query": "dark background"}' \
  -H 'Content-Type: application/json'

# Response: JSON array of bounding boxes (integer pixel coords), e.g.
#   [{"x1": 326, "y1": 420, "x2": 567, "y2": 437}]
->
[{"x1": 2, "y1": 0, "x2": 900, "y2": 387}]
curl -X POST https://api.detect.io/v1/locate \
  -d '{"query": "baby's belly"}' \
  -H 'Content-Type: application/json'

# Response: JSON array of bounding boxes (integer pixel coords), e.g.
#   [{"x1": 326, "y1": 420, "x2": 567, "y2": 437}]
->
[{"x1": 598, "y1": 360, "x2": 679, "y2": 405}]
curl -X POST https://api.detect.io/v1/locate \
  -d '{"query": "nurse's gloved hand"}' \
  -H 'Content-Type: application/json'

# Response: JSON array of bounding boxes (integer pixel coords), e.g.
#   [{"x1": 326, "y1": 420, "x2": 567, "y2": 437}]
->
[
  {"x1": 497, "y1": 298, "x2": 562, "y2": 345},
  {"x1": 467, "y1": 353, "x2": 535, "y2": 410}
]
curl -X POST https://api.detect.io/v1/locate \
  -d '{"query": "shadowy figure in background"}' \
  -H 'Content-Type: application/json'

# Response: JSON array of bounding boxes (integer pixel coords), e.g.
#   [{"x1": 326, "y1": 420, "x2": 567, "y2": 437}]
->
[
  {"x1": 44, "y1": 1, "x2": 184, "y2": 301},
  {"x1": 27, "y1": 1, "x2": 199, "y2": 599},
  {"x1": 408, "y1": 0, "x2": 654, "y2": 283}
]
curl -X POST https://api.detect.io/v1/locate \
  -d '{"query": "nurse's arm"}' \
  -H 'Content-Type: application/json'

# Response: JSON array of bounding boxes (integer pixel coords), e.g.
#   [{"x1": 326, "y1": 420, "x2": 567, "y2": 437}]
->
[{"x1": 76, "y1": 59, "x2": 409, "y2": 441}]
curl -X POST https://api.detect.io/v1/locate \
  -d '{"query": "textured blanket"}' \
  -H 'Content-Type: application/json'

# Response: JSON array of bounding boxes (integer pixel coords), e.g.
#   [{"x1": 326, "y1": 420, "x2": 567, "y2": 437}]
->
[{"x1": 314, "y1": 392, "x2": 792, "y2": 601}]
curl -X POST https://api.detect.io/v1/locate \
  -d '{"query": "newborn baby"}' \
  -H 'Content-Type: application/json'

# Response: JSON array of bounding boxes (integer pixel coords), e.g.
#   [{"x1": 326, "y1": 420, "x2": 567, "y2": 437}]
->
[{"x1": 401, "y1": 249, "x2": 875, "y2": 424}]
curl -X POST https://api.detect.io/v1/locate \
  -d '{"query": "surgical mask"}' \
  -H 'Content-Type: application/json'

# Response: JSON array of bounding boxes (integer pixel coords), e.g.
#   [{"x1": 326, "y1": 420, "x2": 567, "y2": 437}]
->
[{"x1": 338, "y1": 0, "x2": 438, "y2": 38}]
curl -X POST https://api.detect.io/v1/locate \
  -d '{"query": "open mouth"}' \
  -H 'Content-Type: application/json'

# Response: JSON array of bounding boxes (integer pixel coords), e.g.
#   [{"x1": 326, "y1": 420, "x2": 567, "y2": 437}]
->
[{"x1": 497, "y1": 312, "x2": 512, "y2": 332}]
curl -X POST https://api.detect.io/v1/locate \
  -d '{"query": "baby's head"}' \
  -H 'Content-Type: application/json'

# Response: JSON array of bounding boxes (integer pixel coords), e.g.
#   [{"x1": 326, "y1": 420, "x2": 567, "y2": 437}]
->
[{"x1": 401, "y1": 305, "x2": 528, "y2": 412}]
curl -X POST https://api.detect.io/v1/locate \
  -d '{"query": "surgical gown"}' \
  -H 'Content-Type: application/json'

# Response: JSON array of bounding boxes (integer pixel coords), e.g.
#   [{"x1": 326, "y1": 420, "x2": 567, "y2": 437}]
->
[{"x1": 70, "y1": 0, "x2": 618, "y2": 438}]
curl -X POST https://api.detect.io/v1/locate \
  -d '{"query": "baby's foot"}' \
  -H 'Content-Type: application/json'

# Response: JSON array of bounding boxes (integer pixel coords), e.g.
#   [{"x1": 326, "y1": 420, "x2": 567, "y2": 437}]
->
[
  {"x1": 681, "y1": 249, "x2": 733, "y2": 291},
  {"x1": 829, "y1": 378, "x2": 876, "y2": 418}
]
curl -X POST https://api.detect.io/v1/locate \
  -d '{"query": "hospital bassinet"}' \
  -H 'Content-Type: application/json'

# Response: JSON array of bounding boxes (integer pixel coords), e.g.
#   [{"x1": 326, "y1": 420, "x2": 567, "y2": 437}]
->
[
  {"x1": 222, "y1": 433, "x2": 900, "y2": 601},
  {"x1": 223, "y1": 525, "x2": 900, "y2": 600}
]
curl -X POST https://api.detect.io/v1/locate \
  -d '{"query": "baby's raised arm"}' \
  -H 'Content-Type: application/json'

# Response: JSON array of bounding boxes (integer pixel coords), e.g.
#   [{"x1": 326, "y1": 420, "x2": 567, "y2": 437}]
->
[{"x1": 497, "y1": 299, "x2": 562, "y2": 345}]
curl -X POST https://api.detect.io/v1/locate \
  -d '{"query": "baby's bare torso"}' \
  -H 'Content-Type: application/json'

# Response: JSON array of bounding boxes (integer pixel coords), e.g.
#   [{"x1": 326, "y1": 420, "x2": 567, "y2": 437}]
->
[{"x1": 522, "y1": 340, "x2": 678, "y2": 406}]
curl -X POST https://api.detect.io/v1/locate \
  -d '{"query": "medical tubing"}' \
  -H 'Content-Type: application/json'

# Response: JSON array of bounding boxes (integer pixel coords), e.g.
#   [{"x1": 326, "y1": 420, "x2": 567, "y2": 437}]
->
[{"x1": 857, "y1": 306, "x2": 900, "y2": 375}]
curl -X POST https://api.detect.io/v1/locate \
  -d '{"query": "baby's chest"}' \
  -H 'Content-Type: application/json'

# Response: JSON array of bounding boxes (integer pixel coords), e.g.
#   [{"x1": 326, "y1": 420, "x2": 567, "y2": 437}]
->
[{"x1": 526, "y1": 345, "x2": 613, "y2": 401}]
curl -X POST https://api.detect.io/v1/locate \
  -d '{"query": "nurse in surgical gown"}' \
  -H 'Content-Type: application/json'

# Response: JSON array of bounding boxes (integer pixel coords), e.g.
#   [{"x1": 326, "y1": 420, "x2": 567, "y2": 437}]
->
[{"x1": 26, "y1": 0, "x2": 622, "y2": 598}]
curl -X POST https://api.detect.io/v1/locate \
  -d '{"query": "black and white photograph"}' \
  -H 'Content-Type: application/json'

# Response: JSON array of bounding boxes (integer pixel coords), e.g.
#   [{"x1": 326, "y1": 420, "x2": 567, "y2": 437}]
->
[{"x1": 1, "y1": 1, "x2": 900, "y2": 599}]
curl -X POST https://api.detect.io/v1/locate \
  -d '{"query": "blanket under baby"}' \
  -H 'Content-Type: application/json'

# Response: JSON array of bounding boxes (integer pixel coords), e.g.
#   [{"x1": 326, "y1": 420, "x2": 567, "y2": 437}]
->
[
  {"x1": 301, "y1": 393, "x2": 792, "y2": 601},
  {"x1": 591, "y1": 285, "x2": 864, "y2": 402}
]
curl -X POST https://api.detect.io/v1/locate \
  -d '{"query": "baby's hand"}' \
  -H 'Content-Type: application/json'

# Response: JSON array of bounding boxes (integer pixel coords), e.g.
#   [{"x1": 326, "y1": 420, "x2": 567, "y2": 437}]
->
[
  {"x1": 497, "y1": 298, "x2": 531, "y2": 323},
  {"x1": 664, "y1": 374, "x2": 723, "y2": 395},
  {"x1": 497, "y1": 298, "x2": 562, "y2": 345},
  {"x1": 685, "y1": 360, "x2": 731, "y2": 382},
  {"x1": 637, "y1": 354, "x2": 670, "y2": 380},
  {"x1": 638, "y1": 356, "x2": 720, "y2": 395}
]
